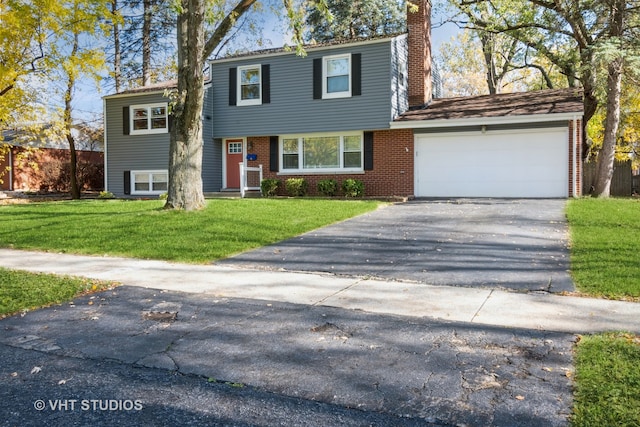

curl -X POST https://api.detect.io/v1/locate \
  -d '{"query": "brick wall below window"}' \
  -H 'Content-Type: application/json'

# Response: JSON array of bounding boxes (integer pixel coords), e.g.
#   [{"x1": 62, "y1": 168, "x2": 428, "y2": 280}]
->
[{"x1": 245, "y1": 129, "x2": 415, "y2": 197}]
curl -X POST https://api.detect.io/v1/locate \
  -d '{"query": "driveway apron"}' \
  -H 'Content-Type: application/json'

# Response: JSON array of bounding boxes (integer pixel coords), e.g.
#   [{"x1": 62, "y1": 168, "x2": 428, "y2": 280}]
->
[{"x1": 216, "y1": 199, "x2": 574, "y2": 293}]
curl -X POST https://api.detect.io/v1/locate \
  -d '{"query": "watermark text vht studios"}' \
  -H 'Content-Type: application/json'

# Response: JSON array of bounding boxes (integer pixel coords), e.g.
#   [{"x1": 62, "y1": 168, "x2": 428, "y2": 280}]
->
[{"x1": 34, "y1": 399, "x2": 143, "y2": 412}]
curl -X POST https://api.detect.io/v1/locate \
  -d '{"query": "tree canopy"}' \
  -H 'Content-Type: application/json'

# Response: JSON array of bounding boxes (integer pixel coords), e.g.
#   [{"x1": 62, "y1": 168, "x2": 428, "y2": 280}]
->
[{"x1": 305, "y1": 0, "x2": 406, "y2": 42}]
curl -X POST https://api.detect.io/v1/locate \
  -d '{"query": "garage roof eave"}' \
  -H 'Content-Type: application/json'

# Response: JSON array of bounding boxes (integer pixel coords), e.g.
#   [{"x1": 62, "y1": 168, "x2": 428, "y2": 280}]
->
[{"x1": 390, "y1": 112, "x2": 583, "y2": 130}]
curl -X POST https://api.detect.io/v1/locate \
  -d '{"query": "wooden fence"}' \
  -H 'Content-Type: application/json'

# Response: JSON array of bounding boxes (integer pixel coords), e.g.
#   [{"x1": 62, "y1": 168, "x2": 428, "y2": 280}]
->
[{"x1": 582, "y1": 160, "x2": 633, "y2": 196}]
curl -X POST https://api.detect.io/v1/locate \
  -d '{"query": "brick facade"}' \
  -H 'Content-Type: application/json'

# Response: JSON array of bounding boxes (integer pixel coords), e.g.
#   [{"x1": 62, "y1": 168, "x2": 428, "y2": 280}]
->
[
  {"x1": 569, "y1": 119, "x2": 583, "y2": 196},
  {"x1": 244, "y1": 129, "x2": 415, "y2": 197},
  {"x1": 407, "y1": 0, "x2": 432, "y2": 108}
]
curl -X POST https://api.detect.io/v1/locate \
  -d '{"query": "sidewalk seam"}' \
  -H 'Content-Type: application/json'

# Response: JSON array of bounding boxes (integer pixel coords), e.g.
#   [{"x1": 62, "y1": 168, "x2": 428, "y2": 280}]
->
[
  {"x1": 312, "y1": 279, "x2": 365, "y2": 306},
  {"x1": 471, "y1": 289, "x2": 494, "y2": 323}
]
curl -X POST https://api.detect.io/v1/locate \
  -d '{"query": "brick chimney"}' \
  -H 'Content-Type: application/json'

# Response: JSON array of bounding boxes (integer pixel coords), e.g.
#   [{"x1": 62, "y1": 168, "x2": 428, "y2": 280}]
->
[{"x1": 407, "y1": 0, "x2": 432, "y2": 108}]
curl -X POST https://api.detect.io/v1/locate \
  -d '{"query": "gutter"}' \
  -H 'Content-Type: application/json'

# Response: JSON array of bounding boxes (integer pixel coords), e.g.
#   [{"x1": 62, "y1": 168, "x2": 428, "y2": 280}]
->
[{"x1": 389, "y1": 112, "x2": 583, "y2": 130}]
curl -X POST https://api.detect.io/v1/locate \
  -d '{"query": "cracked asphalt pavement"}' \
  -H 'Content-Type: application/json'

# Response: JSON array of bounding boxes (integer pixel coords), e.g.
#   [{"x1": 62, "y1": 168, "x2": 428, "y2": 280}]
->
[{"x1": 1, "y1": 286, "x2": 575, "y2": 426}]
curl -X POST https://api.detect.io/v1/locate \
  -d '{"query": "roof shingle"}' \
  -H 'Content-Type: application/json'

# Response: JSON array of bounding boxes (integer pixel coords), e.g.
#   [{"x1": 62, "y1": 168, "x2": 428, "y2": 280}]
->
[{"x1": 396, "y1": 88, "x2": 584, "y2": 122}]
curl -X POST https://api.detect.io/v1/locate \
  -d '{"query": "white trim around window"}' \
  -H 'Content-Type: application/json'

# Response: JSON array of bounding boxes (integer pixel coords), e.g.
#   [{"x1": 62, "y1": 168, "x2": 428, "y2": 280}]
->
[
  {"x1": 323, "y1": 53, "x2": 351, "y2": 99},
  {"x1": 237, "y1": 64, "x2": 262, "y2": 106},
  {"x1": 131, "y1": 170, "x2": 168, "y2": 195},
  {"x1": 280, "y1": 131, "x2": 363, "y2": 173},
  {"x1": 130, "y1": 103, "x2": 168, "y2": 135}
]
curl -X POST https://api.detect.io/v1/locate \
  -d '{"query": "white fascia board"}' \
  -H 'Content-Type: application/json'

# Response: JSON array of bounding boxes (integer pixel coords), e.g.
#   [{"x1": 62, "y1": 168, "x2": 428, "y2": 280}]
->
[
  {"x1": 389, "y1": 112, "x2": 583, "y2": 130},
  {"x1": 103, "y1": 89, "x2": 169, "y2": 100}
]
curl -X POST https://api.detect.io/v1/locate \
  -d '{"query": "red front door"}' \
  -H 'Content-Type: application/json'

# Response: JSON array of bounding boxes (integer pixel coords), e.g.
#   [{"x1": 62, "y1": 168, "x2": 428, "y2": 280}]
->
[{"x1": 226, "y1": 139, "x2": 244, "y2": 189}]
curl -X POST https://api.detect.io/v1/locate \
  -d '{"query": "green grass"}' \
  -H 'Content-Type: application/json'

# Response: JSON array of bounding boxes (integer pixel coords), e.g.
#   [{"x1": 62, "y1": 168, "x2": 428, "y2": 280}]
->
[
  {"x1": 566, "y1": 198, "x2": 640, "y2": 300},
  {"x1": 572, "y1": 332, "x2": 640, "y2": 426},
  {"x1": 0, "y1": 198, "x2": 381, "y2": 263},
  {"x1": 0, "y1": 268, "x2": 114, "y2": 317}
]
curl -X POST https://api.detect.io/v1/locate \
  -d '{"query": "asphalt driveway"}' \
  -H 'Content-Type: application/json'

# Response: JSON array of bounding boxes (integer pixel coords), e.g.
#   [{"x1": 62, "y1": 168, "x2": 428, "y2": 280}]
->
[{"x1": 217, "y1": 199, "x2": 574, "y2": 293}]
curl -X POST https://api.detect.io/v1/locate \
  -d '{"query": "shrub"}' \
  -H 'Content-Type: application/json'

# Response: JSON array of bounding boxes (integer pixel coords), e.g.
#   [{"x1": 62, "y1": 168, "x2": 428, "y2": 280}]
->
[
  {"x1": 285, "y1": 178, "x2": 308, "y2": 197},
  {"x1": 317, "y1": 179, "x2": 338, "y2": 197},
  {"x1": 260, "y1": 178, "x2": 280, "y2": 197},
  {"x1": 98, "y1": 191, "x2": 115, "y2": 199},
  {"x1": 342, "y1": 179, "x2": 364, "y2": 198}
]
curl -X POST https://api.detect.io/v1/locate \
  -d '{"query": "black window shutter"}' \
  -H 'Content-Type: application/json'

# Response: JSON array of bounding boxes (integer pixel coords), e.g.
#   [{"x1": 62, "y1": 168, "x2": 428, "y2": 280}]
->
[
  {"x1": 168, "y1": 114, "x2": 174, "y2": 132},
  {"x1": 313, "y1": 58, "x2": 322, "y2": 99},
  {"x1": 364, "y1": 131, "x2": 374, "y2": 170},
  {"x1": 269, "y1": 136, "x2": 279, "y2": 172},
  {"x1": 123, "y1": 106, "x2": 130, "y2": 135},
  {"x1": 352, "y1": 53, "x2": 362, "y2": 96},
  {"x1": 262, "y1": 64, "x2": 270, "y2": 104},
  {"x1": 229, "y1": 67, "x2": 237, "y2": 106},
  {"x1": 123, "y1": 171, "x2": 131, "y2": 195}
]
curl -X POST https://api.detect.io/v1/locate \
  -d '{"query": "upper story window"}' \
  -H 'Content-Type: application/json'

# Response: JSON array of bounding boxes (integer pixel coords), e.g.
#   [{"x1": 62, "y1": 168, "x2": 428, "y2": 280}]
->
[
  {"x1": 130, "y1": 103, "x2": 168, "y2": 135},
  {"x1": 323, "y1": 54, "x2": 351, "y2": 99},
  {"x1": 237, "y1": 64, "x2": 262, "y2": 106}
]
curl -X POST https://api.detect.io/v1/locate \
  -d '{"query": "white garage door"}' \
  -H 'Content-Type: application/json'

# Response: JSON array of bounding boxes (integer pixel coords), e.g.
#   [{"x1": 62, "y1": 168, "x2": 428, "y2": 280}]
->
[{"x1": 414, "y1": 128, "x2": 569, "y2": 198}]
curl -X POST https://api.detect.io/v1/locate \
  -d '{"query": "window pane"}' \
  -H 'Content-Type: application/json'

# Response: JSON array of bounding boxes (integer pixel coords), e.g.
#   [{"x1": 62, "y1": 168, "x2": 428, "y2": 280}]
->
[
  {"x1": 344, "y1": 135, "x2": 361, "y2": 152},
  {"x1": 326, "y1": 58, "x2": 348, "y2": 77},
  {"x1": 343, "y1": 152, "x2": 361, "y2": 168},
  {"x1": 283, "y1": 154, "x2": 299, "y2": 169},
  {"x1": 151, "y1": 107, "x2": 165, "y2": 117},
  {"x1": 152, "y1": 173, "x2": 167, "y2": 192},
  {"x1": 303, "y1": 137, "x2": 339, "y2": 169},
  {"x1": 241, "y1": 68, "x2": 260, "y2": 84},
  {"x1": 151, "y1": 118, "x2": 166, "y2": 129},
  {"x1": 228, "y1": 142, "x2": 243, "y2": 154},
  {"x1": 133, "y1": 119, "x2": 148, "y2": 130},
  {"x1": 327, "y1": 76, "x2": 349, "y2": 93},
  {"x1": 134, "y1": 173, "x2": 150, "y2": 191},
  {"x1": 133, "y1": 108, "x2": 148, "y2": 119},
  {"x1": 283, "y1": 139, "x2": 298, "y2": 154},
  {"x1": 241, "y1": 84, "x2": 260, "y2": 100}
]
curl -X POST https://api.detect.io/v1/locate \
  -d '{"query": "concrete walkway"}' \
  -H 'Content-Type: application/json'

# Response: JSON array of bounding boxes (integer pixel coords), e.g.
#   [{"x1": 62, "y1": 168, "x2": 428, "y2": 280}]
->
[{"x1": 2, "y1": 248, "x2": 638, "y2": 334}]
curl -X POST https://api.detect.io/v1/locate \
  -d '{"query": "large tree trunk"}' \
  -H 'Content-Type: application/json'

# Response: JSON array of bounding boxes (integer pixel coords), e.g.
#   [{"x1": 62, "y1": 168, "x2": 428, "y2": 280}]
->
[
  {"x1": 593, "y1": 57, "x2": 623, "y2": 197},
  {"x1": 111, "y1": 0, "x2": 122, "y2": 92},
  {"x1": 65, "y1": 34, "x2": 80, "y2": 200},
  {"x1": 164, "y1": 0, "x2": 205, "y2": 211},
  {"x1": 592, "y1": 0, "x2": 625, "y2": 197},
  {"x1": 142, "y1": 0, "x2": 152, "y2": 86}
]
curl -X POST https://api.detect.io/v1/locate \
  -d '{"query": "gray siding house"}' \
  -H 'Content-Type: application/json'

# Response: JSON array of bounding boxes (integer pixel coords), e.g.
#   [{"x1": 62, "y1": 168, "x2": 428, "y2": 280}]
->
[{"x1": 103, "y1": 0, "x2": 584, "y2": 199}]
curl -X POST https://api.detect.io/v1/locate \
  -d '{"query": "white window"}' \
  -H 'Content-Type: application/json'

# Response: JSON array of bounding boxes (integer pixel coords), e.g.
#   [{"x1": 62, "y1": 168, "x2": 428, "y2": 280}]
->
[
  {"x1": 323, "y1": 54, "x2": 351, "y2": 99},
  {"x1": 237, "y1": 64, "x2": 262, "y2": 106},
  {"x1": 130, "y1": 103, "x2": 168, "y2": 135},
  {"x1": 280, "y1": 133, "x2": 363, "y2": 173},
  {"x1": 131, "y1": 170, "x2": 168, "y2": 195},
  {"x1": 228, "y1": 142, "x2": 243, "y2": 154}
]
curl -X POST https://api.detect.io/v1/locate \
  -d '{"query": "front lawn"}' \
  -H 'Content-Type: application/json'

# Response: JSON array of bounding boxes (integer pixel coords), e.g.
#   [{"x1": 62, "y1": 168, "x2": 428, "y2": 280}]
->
[
  {"x1": 0, "y1": 268, "x2": 114, "y2": 317},
  {"x1": 0, "y1": 198, "x2": 381, "y2": 263},
  {"x1": 566, "y1": 198, "x2": 640, "y2": 300},
  {"x1": 572, "y1": 332, "x2": 640, "y2": 426}
]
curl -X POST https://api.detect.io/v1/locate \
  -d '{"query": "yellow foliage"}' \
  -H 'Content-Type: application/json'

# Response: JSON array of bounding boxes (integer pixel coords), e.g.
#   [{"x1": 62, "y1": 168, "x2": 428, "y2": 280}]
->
[{"x1": 587, "y1": 79, "x2": 640, "y2": 168}]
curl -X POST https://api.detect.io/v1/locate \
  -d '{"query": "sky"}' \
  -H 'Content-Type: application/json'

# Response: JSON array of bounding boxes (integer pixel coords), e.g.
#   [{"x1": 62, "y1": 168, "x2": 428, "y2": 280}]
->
[{"x1": 72, "y1": 2, "x2": 460, "y2": 123}]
